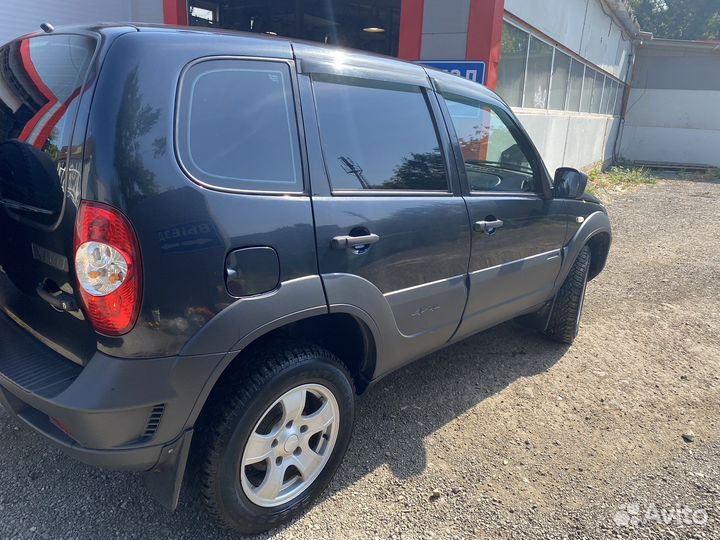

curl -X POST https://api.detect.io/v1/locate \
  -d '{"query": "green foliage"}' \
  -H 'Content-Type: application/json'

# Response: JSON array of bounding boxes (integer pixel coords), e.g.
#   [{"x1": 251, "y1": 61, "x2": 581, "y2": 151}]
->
[
  {"x1": 386, "y1": 149, "x2": 447, "y2": 190},
  {"x1": 586, "y1": 165, "x2": 657, "y2": 194},
  {"x1": 628, "y1": 0, "x2": 720, "y2": 40},
  {"x1": 695, "y1": 168, "x2": 720, "y2": 181},
  {"x1": 587, "y1": 162, "x2": 603, "y2": 183},
  {"x1": 708, "y1": 13, "x2": 720, "y2": 37}
]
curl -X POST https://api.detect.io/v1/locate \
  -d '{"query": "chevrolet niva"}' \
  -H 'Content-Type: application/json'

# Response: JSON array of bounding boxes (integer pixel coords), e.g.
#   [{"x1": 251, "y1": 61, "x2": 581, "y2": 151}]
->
[{"x1": 0, "y1": 25, "x2": 610, "y2": 533}]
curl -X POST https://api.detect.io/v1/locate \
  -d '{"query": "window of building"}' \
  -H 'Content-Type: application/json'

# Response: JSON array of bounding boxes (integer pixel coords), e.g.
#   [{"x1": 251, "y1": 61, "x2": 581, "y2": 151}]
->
[
  {"x1": 593, "y1": 75, "x2": 601, "y2": 114},
  {"x1": 188, "y1": 0, "x2": 401, "y2": 56},
  {"x1": 497, "y1": 22, "x2": 530, "y2": 107},
  {"x1": 442, "y1": 93, "x2": 536, "y2": 193},
  {"x1": 595, "y1": 73, "x2": 605, "y2": 114},
  {"x1": 524, "y1": 36, "x2": 553, "y2": 108},
  {"x1": 549, "y1": 50, "x2": 571, "y2": 111},
  {"x1": 312, "y1": 75, "x2": 448, "y2": 192},
  {"x1": 189, "y1": 2, "x2": 218, "y2": 26},
  {"x1": 497, "y1": 21, "x2": 624, "y2": 117},
  {"x1": 602, "y1": 79, "x2": 616, "y2": 115},
  {"x1": 590, "y1": 73, "x2": 604, "y2": 114},
  {"x1": 567, "y1": 59, "x2": 584, "y2": 112},
  {"x1": 589, "y1": 71, "x2": 605, "y2": 114},
  {"x1": 613, "y1": 84, "x2": 620, "y2": 114},
  {"x1": 615, "y1": 84, "x2": 625, "y2": 116},
  {"x1": 177, "y1": 59, "x2": 302, "y2": 192},
  {"x1": 580, "y1": 68, "x2": 595, "y2": 113}
]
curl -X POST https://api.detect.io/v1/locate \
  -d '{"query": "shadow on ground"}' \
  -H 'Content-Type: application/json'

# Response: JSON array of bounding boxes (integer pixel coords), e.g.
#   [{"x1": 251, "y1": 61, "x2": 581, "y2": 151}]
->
[{"x1": 0, "y1": 322, "x2": 569, "y2": 539}]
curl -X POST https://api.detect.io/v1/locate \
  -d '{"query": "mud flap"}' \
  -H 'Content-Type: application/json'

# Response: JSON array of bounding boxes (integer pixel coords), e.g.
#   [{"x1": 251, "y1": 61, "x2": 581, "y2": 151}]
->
[
  {"x1": 142, "y1": 429, "x2": 193, "y2": 511},
  {"x1": 513, "y1": 300, "x2": 554, "y2": 332}
]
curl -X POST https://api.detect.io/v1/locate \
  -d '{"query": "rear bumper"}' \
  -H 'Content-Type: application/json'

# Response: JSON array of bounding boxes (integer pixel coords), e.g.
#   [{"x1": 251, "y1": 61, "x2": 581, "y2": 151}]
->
[{"x1": 0, "y1": 311, "x2": 224, "y2": 471}]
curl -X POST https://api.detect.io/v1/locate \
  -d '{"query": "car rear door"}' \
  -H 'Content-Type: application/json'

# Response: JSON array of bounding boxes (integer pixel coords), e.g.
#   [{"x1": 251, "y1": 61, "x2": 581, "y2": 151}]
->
[
  {"x1": 295, "y1": 45, "x2": 471, "y2": 376},
  {"x1": 430, "y1": 74, "x2": 567, "y2": 342},
  {"x1": 0, "y1": 31, "x2": 108, "y2": 364}
]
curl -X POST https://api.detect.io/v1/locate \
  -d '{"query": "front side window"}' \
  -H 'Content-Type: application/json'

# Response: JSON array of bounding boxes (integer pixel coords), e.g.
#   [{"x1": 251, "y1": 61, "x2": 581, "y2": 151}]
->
[
  {"x1": 177, "y1": 59, "x2": 302, "y2": 192},
  {"x1": 442, "y1": 93, "x2": 537, "y2": 193},
  {"x1": 312, "y1": 75, "x2": 448, "y2": 192}
]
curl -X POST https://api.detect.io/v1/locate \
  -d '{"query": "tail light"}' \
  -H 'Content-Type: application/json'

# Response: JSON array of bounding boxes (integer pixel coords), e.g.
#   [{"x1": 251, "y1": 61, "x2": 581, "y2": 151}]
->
[{"x1": 74, "y1": 201, "x2": 142, "y2": 336}]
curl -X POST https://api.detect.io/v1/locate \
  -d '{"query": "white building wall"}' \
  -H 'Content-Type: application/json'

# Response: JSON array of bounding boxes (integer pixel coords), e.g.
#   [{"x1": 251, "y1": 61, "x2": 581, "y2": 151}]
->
[
  {"x1": 1, "y1": 0, "x2": 640, "y2": 172},
  {"x1": 619, "y1": 42, "x2": 720, "y2": 167},
  {"x1": 0, "y1": 0, "x2": 164, "y2": 46},
  {"x1": 505, "y1": 0, "x2": 635, "y2": 172},
  {"x1": 518, "y1": 111, "x2": 618, "y2": 173},
  {"x1": 420, "y1": 0, "x2": 471, "y2": 60},
  {"x1": 130, "y1": 0, "x2": 165, "y2": 25},
  {"x1": 505, "y1": 0, "x2": 633, "y2": 79}
]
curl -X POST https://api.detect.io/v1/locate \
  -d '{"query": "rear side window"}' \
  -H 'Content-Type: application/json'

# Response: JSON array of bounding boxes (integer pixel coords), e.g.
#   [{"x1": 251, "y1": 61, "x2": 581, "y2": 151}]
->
[
  {"x1": 311, "y1": 75, "x2": 449, "y2": 192},
  {"x1": 177, "y1": 59, "x2": 302, "y2": 192}
]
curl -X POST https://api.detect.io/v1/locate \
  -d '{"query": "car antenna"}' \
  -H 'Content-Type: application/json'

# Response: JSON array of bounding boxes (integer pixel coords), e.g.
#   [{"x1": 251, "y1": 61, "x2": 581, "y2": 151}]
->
[{"x1": 40, "y1": 22, "x2": 54, "y2": 33}]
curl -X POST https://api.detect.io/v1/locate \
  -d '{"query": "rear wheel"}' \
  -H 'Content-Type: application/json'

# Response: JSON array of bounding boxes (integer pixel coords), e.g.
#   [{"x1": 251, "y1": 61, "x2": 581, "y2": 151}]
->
[
  {"x1": 543, "y1": 246, "x2": 591, "y2": 344},
  {"x1": 199, "y1": 344, "x2": 355, "y2": 534}
]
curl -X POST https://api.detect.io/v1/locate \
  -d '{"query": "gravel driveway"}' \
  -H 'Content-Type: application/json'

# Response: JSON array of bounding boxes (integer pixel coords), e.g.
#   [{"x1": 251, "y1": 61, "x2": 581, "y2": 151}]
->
[{"x1": 1, "y1": 174, "x2": 718, "y2": 540}]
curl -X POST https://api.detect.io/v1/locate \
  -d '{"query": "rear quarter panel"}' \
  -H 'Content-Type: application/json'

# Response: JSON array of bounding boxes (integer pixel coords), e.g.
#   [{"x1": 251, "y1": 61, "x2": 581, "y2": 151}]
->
[{"x1": 83, "y1": 30, "x2": 322, "y2": 358}]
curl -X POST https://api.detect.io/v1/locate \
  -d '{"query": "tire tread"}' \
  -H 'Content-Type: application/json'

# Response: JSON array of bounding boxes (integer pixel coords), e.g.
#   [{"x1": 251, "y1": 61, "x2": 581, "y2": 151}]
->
[
  {"x1": 197, "y1": 342, "x2": 354, "y2": 533},
  {"x1": 544, "y1": 246, "x2": 591, "y2": 344}
]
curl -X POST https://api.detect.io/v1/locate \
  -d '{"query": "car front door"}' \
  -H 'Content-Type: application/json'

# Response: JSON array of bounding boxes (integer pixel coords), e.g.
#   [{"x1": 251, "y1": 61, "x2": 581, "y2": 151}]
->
[
  {"x1": 295, "y1": 46, "x2": 471, "y2": 376},
  {"x1": 431, "y1": 75, "x2": 567, "y2": 341}
]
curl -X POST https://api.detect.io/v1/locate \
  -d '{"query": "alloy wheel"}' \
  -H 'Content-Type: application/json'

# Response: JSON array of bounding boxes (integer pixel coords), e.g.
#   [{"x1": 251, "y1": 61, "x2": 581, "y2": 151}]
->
[{"x1": 239, "y1": 383, "x2": 339, "y2": 507}]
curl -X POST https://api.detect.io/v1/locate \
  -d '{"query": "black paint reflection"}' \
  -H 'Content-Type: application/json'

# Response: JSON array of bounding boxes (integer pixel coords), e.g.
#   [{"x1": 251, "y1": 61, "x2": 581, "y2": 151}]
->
[{"x1": 114, "y1": 67, "x2": 161, "y2": 206}]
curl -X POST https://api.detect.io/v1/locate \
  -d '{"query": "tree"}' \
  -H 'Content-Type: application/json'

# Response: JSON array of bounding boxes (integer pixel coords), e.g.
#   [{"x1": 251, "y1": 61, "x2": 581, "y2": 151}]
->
[
  {"x1": 629, "y1": 0, "x2": 720, "y2": 40},
  {"x1": 114, "y1": 67, "x2": 161, "y2": 206},
  {"x1": 385, "y1": 149, "x2": 447, "y2": 190}
]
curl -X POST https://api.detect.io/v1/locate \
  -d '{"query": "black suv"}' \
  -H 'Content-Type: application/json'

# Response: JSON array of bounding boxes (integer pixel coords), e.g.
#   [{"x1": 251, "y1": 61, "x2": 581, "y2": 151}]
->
[{"x1": 0, "y1": 25, "x2": 610, "y2": 533}]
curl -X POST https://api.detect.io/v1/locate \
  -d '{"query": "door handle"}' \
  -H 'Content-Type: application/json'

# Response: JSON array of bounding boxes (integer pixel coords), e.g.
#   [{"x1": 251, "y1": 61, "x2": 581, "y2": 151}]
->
[
  {"x1": 474, "y1": 219, "x2": 504, "y2": 233},
  {"x1": 330, "y1": 233, "x2": 380, "y2": 250},
  {"x1": 36, "y1": 281, "x2": 78, "y2": 312}
]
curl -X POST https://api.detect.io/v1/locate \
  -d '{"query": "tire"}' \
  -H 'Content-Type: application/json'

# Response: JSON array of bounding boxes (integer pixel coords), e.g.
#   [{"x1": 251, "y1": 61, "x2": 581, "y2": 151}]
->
[
  {"x1": 543, "y1": 246, "x2": 591, "y2": 344},
  {"x1": 198, "y1": 343, "x2": 355, "y2": 534}
]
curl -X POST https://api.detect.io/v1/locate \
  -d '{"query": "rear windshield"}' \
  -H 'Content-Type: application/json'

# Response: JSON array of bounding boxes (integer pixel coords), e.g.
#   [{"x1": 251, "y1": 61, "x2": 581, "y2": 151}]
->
[{"x1": 0, "y1": 34, "x2": 96, "y2": 216}]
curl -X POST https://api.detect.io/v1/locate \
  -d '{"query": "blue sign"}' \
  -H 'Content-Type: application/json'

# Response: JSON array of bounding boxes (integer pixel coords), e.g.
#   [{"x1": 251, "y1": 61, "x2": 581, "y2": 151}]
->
[{"x1": 419, "y1": 61, "x2": 487, "y2": 84}]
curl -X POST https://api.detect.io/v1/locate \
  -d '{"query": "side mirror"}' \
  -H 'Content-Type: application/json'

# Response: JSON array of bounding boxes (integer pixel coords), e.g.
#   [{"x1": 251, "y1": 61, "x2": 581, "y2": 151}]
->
[{"x1": 554, "y1": 167, "x2": 588, "y2": 199}]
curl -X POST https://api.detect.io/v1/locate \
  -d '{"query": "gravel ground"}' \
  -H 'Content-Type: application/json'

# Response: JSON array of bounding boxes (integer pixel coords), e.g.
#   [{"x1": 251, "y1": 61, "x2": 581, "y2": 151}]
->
[{"x1": 1, "y1": 173, "x2": 719, "y2": 539}]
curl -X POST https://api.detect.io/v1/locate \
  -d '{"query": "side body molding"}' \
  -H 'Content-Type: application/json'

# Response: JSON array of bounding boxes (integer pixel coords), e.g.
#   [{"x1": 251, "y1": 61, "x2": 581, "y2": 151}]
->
[
  {"x1": 450, "y1": 249, "x2": 562, "y2": 344},
  {"x1": 554, "y1": 210, "x2": 612, "y2": 293},
  {"x1": 180, "y1": 275, "x2": 328, "y2": 356},
  {"x1": 322, "y1": 273, "x2": 467, "y2": 379}
]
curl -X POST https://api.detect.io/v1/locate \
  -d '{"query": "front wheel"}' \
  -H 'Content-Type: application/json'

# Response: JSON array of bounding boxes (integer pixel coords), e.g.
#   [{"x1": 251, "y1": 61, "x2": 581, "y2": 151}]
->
[
  {"x1": 199, "y1": 344, "x2": 355, "y2": 534},
  {"x1": 543, "y1": 246, "x2": 591, "y2": 344}
]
